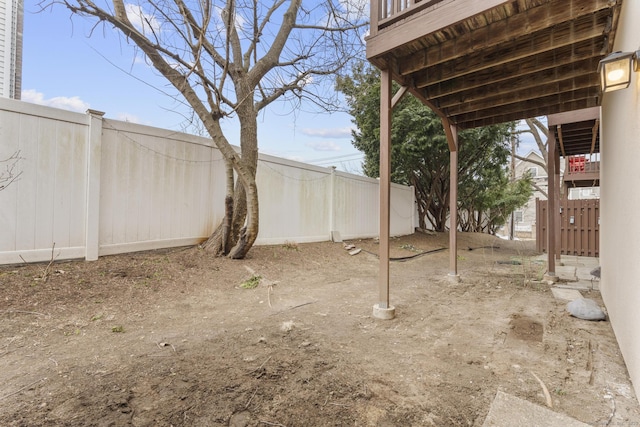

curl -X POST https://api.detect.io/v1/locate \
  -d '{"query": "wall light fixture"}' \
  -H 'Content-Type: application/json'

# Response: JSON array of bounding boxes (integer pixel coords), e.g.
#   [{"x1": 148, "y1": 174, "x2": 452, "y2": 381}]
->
[{"x1": 598, "y1": 50, "x2": 639, "y2": 93}]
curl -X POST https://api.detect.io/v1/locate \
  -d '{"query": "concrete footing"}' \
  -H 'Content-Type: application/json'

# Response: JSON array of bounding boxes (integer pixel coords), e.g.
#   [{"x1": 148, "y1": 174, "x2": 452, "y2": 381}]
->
[
  {"x1": 448, "y1": 273, "x2": 461, "y2": 283},
  {"x1": 372, "y1": 303, "x2": 396, "y2": 320},
  {"x1": 543, "y1": 273, "x2": 559, "y2": 282}
]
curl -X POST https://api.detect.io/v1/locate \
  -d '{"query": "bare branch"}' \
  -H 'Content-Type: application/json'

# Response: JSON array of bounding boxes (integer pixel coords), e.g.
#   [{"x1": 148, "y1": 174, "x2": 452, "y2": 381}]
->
[
  {"x1": 523, "y1": 118, "x2": 549, "y2": 170},
  {"x1": 248, "y1": 0, "x2": 301, "y2": 87},
  {"x1": 531, "y1": 182, "x2": 548, "y2": 199},
  {"x1": 57, "y1": 0, "x2": 368, "y2": 257},
  {"x1": 514, "y1": 154, "x2": 547, "y2": 170},
  {"x1": 0, "y1": 151, "x2": 24, "y2": 191},
  {"x1": 244, "y1": 0, "x2": 287, "y2": 69}
]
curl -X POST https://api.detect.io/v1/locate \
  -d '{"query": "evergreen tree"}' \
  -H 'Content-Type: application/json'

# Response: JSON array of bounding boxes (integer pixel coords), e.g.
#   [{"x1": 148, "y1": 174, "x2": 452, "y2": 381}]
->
[{"x1": 337, "y1": 63, "x2": 532, "y2": 233}]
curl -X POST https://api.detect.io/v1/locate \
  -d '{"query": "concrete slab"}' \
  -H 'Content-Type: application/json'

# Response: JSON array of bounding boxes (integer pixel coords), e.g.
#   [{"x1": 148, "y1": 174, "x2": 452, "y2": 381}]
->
[
  {"x1": 577, "y1": 267, "x2": 599, "y2": 281},
  {"x1": 534, "y1": 255, "x2": 600, "y2": 286},
  {"x1": 560, "y1": 255, "x2": 600, "y2": 269},
  {"x1": 551, "y1": 288, "x2": 582, "y2": 301},
  {"x1": 556, "y1": 265, "x2": 578, "y2": 282},
  {"x1": 482, "y1": 390, "x2": 590, "y2": 427},
  {"x1": 555, "y1": 281, "x2": 599, "y2": 291}
]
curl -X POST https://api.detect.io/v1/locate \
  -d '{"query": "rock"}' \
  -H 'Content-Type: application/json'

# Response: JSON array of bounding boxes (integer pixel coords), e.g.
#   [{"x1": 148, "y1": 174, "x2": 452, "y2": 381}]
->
[
  {"x1": 566, "y1": 298, "x2": 606, "y2": 321},
  {"x1": 349, "y1": 248, "x2": 361, "y2": 256},
  {"x1": 280, "y1": 320, "x2": 295, "y2": 332},
  {"x1": 229, "y1": 411, "x2": 252, "y2": 427}
]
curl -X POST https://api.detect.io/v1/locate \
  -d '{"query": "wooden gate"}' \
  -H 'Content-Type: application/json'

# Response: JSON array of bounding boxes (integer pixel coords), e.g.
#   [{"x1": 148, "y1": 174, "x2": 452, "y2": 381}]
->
[{"x1": 536, "y1": 198, "x2": 600, "y2": 257}]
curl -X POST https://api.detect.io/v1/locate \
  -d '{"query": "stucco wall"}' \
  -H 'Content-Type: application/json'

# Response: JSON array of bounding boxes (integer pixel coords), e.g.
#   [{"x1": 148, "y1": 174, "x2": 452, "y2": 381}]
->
[{"x1": 600, "y1": 0, "x2": 640, "y2": 399}]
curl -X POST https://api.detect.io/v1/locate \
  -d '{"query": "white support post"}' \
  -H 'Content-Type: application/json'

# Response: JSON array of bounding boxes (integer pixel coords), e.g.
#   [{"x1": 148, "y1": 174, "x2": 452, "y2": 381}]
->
[
  {"x1": 329, "y1": 166, "x2": 340, "y2": 242},
  {"x1": 85, "y1": 109, "x2": 105, "y2": 261}
]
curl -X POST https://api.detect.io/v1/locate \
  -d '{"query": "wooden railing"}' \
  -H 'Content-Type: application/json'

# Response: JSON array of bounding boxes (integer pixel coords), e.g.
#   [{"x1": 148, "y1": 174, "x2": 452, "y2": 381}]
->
[{"x1": 370, "y1": 0, "x2": 445, "y2": 36}]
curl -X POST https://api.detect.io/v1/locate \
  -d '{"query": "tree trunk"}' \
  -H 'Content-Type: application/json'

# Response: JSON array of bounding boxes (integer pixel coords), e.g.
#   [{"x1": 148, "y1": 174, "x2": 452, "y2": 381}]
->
[
  {"x1": 203, "y1": 105, "x2": 260, "y2": 259},
  {"x1": 201, "y1": 162, "x2": 235, "y2": 255}
]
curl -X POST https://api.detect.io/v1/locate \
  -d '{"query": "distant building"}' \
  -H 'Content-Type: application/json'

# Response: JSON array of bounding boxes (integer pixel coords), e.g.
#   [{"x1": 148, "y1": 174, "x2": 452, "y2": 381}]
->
[
  {"x1": 0, "y1": 0, "x2": 23, "y2": 99},
  {"x1": 504, "y1": 151, "x2": 557, "y2": 239}
]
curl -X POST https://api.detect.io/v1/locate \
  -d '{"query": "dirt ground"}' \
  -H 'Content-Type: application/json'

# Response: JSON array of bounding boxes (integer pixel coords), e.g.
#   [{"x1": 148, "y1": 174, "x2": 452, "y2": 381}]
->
[{"x1": 1, "y1": 232, "x2": 639, "y2": 426}]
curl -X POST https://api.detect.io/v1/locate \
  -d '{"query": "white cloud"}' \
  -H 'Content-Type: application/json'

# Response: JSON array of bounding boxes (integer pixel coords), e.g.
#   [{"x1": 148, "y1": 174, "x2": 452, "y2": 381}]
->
[
  {"x1": 21, "y1": 89, "x2": 90, "y2": 113},
  {"x1": 125, "y1": 3, "x2": 161, "y2": 35},
  {"x1": 306, "y1": 141, "x2": 341, "y2": 152},
  {"x1": 301, "y1": 127, "x2": 352, "y2": 139}
]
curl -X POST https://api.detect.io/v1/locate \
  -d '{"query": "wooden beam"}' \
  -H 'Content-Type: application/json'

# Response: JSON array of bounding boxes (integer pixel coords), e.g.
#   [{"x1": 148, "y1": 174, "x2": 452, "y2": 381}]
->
[
  {"x1": 558, "y1": 125, "x2": 567, "y2": 158},
  {"x1": 447, "y1": 122, "x2": 459, "y2": 280},
  {"x1": 409, "y1": 13, "x2": 608, "y2": 88},
  {"x1": 426, "y1": 65, "x2": 599, "y2": 111},
  {"x1": 554, "y1": 150, "x2": 562, "y2": 261},
  {"x1": 546, "y1": 130, "x2": 557, "y2": 279},
  {"x1": 412, "y1": 25, "x2": 603, "y2": 87},
  {"x1": 369, "y1": 0, "x2": 380, "y2": 38},
  {"x1": 449, "y1": 89, "x2": 600, "y2": 128},
  {"x1": 398, "y1": 0, "x2": 612, "y2": 75},
  {"x1": 367, "y1": 0, "x2": 509, "y2": 59},
  {"x1": 392, "y1": 86, "x2": 408, "y2": 109},
  {"x1": 453, "y1": 104, "x2": 598, "y2": 130},
  {"x1": 591, "y1": 119, "x2": 600, "y2": 155},
  {"x1": 441, "y1": 79, "x2": 599, "y2": 118},
  {"x1": 548, "y1": 106, "x2": 600, "y2": 126},
  {"x1": 414, "y1": 56, "x2": 600, "y2": 99},
  {"x1": 378, "y1": 69, "x2": 392, "y2": 310}
]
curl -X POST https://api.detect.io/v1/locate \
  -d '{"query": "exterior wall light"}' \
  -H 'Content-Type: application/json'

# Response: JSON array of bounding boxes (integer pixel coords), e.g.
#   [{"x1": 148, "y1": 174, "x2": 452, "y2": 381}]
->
[{"x1": 598, "y1": 50, "x2": 639, "y2": 93}]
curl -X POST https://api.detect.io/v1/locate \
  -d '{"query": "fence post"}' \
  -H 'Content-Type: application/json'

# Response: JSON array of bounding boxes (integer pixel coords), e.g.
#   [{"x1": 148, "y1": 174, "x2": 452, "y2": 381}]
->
[
  {"x1": 410, "y1": 185, "x2": 416, "y2": 230},
  {"x1": 85, "y1": 109, "x2": 105, "y2": 261},
  {"x1": 329, "y1": 166, "x2": 339, "y2": 242}
]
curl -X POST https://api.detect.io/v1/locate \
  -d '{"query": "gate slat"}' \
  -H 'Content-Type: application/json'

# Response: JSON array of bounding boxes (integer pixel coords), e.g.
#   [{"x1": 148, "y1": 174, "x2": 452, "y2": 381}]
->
[{"x1": 535, "y1": 198, "x2": 599, "y2": 257}]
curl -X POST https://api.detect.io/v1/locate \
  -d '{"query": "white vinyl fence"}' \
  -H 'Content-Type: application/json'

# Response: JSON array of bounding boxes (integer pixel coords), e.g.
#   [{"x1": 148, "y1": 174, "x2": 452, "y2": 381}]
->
[{"x1": 0, "y1": 98, "x2": 415, "y2": 265}]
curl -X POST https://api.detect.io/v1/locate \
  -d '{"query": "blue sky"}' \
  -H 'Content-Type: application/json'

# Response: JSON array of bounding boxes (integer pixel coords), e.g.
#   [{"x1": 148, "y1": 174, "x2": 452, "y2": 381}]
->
[
  {"x1": 22, "y1": 3, "x2": 538, "y2": 175},
  {"x1": 21, "y1": 3, "x2": 365, "y2": 174}
]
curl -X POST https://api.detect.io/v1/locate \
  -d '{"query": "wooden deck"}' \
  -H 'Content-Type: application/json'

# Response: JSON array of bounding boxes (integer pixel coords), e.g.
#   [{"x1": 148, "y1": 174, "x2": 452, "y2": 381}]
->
[
  {"x1": 366, "y1": 0, "x2": 618, "y2": 310},
  {"x1": 367, "y1": 0, "x2": 623, "y2": 132}
]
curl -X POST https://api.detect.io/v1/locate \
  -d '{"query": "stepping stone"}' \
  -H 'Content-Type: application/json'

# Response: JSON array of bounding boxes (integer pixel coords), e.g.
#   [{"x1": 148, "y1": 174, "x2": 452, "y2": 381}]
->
[
  {"x1": 483, "y1": 390, "x2": 590, "y2": 427},
  {"x1": 551, "y1": 288, "x2": 582, "y2": 301}
]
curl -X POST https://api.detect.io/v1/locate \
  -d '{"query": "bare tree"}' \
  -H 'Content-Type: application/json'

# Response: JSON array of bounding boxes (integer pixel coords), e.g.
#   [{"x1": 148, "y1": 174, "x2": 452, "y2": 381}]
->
[
  {"x1": 0, "y1": 151, "x2": 23, "y2": 191},
  {"x1": 514, "y1": 117, "x2": 550, "y2": 198},
  {"x1": 55, "y1": 0, "x2": 367, "y2": 258}
]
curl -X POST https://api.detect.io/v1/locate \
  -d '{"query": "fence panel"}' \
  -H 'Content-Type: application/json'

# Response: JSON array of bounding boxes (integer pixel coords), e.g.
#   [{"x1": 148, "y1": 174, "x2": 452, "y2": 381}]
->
[
  {"x1": 255, "y1": 157, "x2": 333, "y2": 244},
  {"x1": 97, "y1": 120, "x2": 225, "y2": 256},
  {"x1": 0, "y1": 100, "x2": 89, "y2": 263},
  {"x1": 333, "y1": 172, "x2": 380, "y2": 240},
  {"x1": 536, "y1": 198, "x2": 600, "y2": 257},
  {"x1": 0, "y1": 98, "x2": 416, "y2": 265}
]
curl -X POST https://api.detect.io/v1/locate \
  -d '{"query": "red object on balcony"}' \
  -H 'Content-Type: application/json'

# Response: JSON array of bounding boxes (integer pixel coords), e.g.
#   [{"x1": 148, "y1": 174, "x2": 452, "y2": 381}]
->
[{"x1": 569, "y1": 156, "x2": 586, "y2": 173}]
